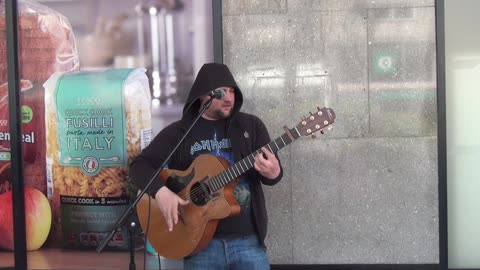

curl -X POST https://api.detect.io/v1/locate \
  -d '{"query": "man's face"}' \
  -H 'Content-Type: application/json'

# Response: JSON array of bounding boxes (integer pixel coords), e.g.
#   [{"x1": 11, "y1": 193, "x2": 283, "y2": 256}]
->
[{"x1": 201, "y1": 87, "x2": 235, "y2": 120}]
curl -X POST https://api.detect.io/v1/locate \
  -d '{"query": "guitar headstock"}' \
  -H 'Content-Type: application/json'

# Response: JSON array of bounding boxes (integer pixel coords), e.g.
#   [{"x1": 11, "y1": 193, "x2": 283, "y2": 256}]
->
[{"x1": 294, "y1": 107, "x2": 336, "y2": 138}]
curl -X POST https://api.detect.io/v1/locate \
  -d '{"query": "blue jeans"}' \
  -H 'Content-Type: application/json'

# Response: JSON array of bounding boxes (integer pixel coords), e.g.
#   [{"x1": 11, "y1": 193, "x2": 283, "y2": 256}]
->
[{"x1": 183, "y1": 235, "x2": 270, "y2": 270}]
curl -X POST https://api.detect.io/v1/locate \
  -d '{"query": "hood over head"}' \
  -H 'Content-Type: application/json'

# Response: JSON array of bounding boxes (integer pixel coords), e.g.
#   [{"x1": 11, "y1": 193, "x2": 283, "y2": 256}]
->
[{"x1": 183, "y1": 63, "x2": 243, "y2": 119}]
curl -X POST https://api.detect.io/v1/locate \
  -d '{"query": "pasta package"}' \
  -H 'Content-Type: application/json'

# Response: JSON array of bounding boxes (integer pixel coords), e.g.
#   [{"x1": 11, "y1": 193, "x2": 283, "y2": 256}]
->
[{"x1": 44, "y1": 68, "x2": 152, "y2": 249}]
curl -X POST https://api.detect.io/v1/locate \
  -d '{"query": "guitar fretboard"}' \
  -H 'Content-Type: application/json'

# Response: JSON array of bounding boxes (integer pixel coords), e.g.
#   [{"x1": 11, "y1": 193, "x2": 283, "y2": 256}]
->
[{"x1": 206, "y1": 128, "x2": 300, "y2": 192}]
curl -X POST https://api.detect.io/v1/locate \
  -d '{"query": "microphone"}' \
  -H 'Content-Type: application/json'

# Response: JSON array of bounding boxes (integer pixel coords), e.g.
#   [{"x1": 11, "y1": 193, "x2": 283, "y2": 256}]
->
[{"x1": 209, "y1": 88, "x2": 225, "y2": 100}]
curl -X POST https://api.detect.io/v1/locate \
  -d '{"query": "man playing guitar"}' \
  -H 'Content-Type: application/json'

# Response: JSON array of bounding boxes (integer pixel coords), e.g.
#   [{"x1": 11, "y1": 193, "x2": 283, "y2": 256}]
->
[{"x1": 130, "y1": 62, "x2": 283, "y2": 270}]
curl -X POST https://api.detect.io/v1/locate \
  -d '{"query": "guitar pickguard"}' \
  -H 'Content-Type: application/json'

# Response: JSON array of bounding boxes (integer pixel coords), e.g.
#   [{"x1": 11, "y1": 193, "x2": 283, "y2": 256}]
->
[{"x1": 166, "y1": 168, "x2": 195, "y2": 193}]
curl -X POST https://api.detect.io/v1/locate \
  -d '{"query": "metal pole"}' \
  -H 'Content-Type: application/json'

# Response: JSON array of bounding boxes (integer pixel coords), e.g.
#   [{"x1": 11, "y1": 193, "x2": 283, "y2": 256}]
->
[
  {"x1": 212, "y1": 0, "x2": 223, "y2": 64},
  {"x1": 164, "y1": 11, "x2": 177, "y2": 101},
  {"x1": 435, "y1": 0, "x2": 448, "y2": 269},
  {"x1": 149, "y1": 6, "x2": 162, "y2": 101},
  {"x1": 4, "y1": 0, "x2": 27, "y2": 269}
]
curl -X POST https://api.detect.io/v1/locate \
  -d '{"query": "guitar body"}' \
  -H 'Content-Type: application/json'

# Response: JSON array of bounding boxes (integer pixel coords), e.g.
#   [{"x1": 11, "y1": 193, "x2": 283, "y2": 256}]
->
[{"x1": 136, "y1": 154, "x2": 240, "y2": 259}]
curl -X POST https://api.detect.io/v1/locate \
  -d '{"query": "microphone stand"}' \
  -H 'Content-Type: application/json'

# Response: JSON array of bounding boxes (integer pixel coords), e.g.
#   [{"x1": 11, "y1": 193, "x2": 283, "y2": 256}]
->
[
  {"x1": 129, "y1": 221, "x2": 137, "y2": 270},
  {"x1": 96, "y1": 97, "x2": 215, "y2": 270}
]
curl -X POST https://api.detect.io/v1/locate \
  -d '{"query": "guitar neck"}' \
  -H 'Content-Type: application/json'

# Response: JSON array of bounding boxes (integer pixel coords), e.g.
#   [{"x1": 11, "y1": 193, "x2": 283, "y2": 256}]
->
[{"x1": 207, "y1": 127, "x2": 301, "y2": 191}]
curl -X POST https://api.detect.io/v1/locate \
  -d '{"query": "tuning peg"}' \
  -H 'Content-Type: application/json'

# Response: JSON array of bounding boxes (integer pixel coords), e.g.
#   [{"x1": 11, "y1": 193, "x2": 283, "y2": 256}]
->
[
  {"x1": 320, "y1": 130, "x2": 324, "y2": 134},
  {"x1": 311, "y1": 133, "x2": 317, "y2": 139},
  {"x1": 327, "y1": 125, "x2": 333, "y2": 131}
]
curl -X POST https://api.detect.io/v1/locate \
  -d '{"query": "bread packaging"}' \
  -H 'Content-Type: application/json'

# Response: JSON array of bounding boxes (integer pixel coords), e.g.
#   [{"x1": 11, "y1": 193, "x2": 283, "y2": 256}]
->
[{"x1": 0, "y1": 0, "x2": 79, "y2": 248}]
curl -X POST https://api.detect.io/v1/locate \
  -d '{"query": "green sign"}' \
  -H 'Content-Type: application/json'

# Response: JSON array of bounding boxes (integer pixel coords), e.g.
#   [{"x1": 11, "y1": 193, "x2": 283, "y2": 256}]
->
[
  {"x1": 373, "y1": 49, "x2": 399, "y2": 77},
  {"x1": 21, "y1": 105, "x2": 33, "y2": 124}
]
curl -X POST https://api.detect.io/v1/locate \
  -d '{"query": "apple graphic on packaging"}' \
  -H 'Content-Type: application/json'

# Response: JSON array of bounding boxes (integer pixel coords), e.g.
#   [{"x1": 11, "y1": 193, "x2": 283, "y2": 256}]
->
[{"x1": 0, "y1": 186, "x2": 52, "y2": 251}]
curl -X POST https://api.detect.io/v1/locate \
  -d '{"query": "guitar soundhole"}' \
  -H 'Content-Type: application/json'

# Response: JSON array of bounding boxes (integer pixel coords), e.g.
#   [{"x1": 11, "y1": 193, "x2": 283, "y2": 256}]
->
[{"x1": 190, "y1": 182, "x2": 211, "y2": 206}]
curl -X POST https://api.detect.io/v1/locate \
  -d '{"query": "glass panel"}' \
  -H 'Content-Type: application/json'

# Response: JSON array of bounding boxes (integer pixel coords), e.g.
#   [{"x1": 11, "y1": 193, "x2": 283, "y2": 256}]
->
[
  {"x1": 445, "y1": 0, "x2": 480, "y2": 268},
  {"x1": 224, "y1": 0, "x2": 438, "y2": 264},
  {"x1": 0, "y1": 1, "x2": 15, "y2": 268}
]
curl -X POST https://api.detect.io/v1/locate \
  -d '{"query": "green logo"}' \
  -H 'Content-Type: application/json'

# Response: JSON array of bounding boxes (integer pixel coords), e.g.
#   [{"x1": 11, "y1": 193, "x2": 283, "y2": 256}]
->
[
  {"x1": 0, "y1": 152, "x2": 11, "y2": 161},
  {"x1": 21, "y1": 105, "x2": 33, "y2": 124},
  {"x1": 373, "y1": 49, "x2": 399, "y2": 77}
]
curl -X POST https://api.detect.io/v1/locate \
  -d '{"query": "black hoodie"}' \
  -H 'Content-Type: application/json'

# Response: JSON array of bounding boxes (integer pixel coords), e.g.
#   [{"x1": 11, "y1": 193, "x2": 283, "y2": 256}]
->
[{"x1": 129, "y1": 63, "x2": 283, "y2": 248}]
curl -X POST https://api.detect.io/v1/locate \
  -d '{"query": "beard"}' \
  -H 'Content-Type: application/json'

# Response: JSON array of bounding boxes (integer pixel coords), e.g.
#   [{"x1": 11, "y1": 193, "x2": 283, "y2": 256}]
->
[
  {"x1": 201, "y1": 100, "x2": 234, "y2": 120},
  {"x1": 214, "y1": 107, "x2": 233, "y2": 119}
]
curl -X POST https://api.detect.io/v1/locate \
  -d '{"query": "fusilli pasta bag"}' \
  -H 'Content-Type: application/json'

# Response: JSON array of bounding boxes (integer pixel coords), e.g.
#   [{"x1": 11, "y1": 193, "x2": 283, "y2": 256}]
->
[{"x1": 44, "y1": 68, "x2": 152, "y2": 249}]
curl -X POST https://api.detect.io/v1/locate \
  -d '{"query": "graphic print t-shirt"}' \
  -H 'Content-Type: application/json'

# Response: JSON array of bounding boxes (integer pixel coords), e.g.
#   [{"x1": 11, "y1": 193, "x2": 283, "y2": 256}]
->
[{"x1": 186, "y1": 117, "x2": 255, "y2": 237}]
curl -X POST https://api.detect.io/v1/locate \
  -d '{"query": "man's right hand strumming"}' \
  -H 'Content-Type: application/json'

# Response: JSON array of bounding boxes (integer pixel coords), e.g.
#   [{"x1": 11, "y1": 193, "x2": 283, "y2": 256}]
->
[{"x1": 154, "y1": 186, "x2": 189, "y2": 232}]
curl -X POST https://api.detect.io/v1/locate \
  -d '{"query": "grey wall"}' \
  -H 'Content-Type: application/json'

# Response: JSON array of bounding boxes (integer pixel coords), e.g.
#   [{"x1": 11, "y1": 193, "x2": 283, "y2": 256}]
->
[{"x1": 222, "y1": 0, "x2": 438, "y2": 264}]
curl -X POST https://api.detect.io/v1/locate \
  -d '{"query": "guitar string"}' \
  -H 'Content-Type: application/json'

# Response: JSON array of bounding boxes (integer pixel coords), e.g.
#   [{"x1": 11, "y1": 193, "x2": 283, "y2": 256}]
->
[
  {"x1": 184, "y1": 152, "x2": 259, "y2": 200},
  {"x1": 179, "y1": 145, "x2": 281, "y2": 201},
  {"x1": 164, "y1": 122, "x2": 327, "y2": 207},
  {"x1": 181, "y1": 179, "x2": 213, "y2": 201},
  {"x1": 174, "y1": 135, "x2": 291, "y2": 202},
  {"x1": 177, "y1": 151, "x2": 261, "y2": 201},
  {"x1": 175, "y1": 173, "x2": 222, "y2": 201},
  {"x1": 184, "y1": 170, "x2": 232, "y2": 201},
  {"x1": 177, "y1": 167, "x2": 236, "y2": 201}
]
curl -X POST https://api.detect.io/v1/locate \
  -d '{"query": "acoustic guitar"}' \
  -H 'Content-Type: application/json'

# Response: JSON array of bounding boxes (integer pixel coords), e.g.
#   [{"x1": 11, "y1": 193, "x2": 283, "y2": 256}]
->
[{"x1": 136, "y1": 106, "x2": 336, "y2": 259}]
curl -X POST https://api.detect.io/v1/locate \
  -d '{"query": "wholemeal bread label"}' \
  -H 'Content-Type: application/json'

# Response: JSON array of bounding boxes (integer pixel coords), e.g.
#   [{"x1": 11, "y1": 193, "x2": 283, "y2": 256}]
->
[{"x1": 44, "y1": 68, "x2": 152, "y2": 249}]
